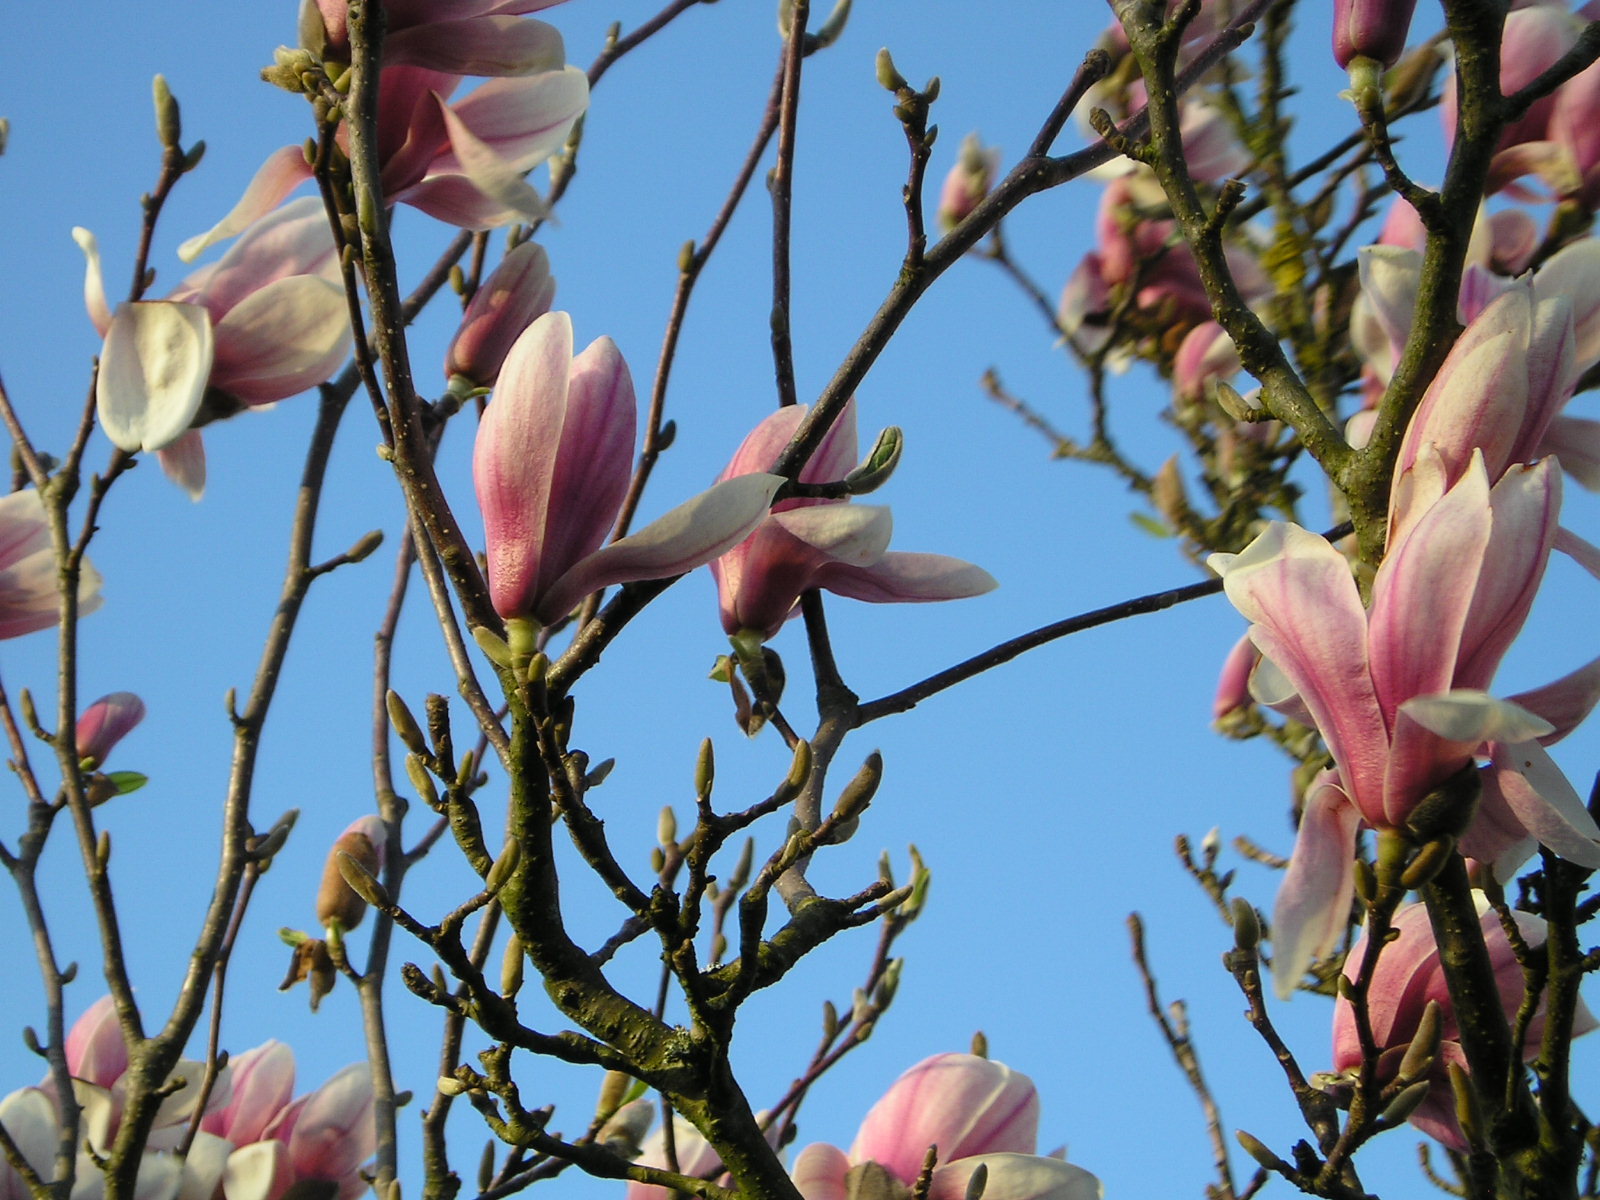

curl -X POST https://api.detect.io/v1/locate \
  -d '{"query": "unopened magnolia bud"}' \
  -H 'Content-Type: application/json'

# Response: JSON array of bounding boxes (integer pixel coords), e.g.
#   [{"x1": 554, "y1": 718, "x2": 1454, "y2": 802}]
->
[
  {"x1": 477, "y1": 1141, "x2": 496, "y2": 1193},
  {"x1": 152, "y1": 76, "x2": 181, "y2": 148},
  {"x1": 876, "y1": 48, "x2": 906, "y2": 92},
  {"x1": 774, "y1": 739, "x2": 812, "y2": 806},
  {"x1": 811, "y1": 0, "x2": 852, "y2": 49},
  {"x1": 658, "y1": 807, "x2": 678, "y2": 847},
  {"x1": 963, "y1": 1163, "x2": 988, "y2": 1200},
  {"x1": 1397, "y1": 999, "x2": 1442, "y2": 1084},
  {"x1": 96, "y1": 830, "x2": 111, "y2": 869},
  {"x1": 406, "y1": 755, "x2": 440, "y2": 810},
  {"x1": 875, "y1": 957, "x2": 903, "y2": 1007},
  {"x1": 1230, "y1": 898, "x2": 1261, "y2": 953},
  {"x1": 586, "y1": 758, "x2": 615, "y2": 789},
  {"x1": 1380, "y1": 1078, "x2": 1432, "y2": 1124},
  {"x1": 656, "y1": 419, "x2": 677, "y2": 452},
  {"x1": 1333, "y1": 0, "x2": 1420, "y2": 70},
  {"x1": 444, "y1": 243, "x2": 556, "y2": 388},
  {"x1": 485, "y1": 838, "x2": 521, "y2": 894},
  {"x1": 823, "y1": 1000, "x2": 840, "y2": 1037},
  {"x1": 832, "y1": 752, "x2": 883, "y2": 824},
  {"x1": 388, "y1": 691, "x2": 428, "y2": 756},
  {"x1": 729, "y1": 838, "x2": 755, "y2": 889},
  {"x1": 1151, "y1": 455, "x2": 1189, "y2": 530},
  {"x1": 843, "y1": 427, "x2": 903, "y2": 495},
  {"x1": 1353, "y1": 858, "x2": 1377, "y2": 905},
  {"x1": 318, "y1": 818, "x2": 385, "y2": 931},
  {"x1": 970, "y1": 1030, "x2": 988, "y2": 1058},
  {"x1": 501, "y1": 933, "x2": 525, "y2": 996},
  {"x1": 472, "y1": 625, "x2": 514, "y2": 669},
  {"x1": 1213, "y1": 380, "x2": 1254, "y2": 423},
  {"x1": 437, "y1": 1076, "x2": 469, "y2": 1097},
  {"x1": 936, "y1": 133, "x2": 997, "y2": 232},
  {"x1": 1235, "y1": 1130, "x2": 1287, "y2": 1171},
  {"x1": 696, "y1": 738, "x2": 715, "y2": 800},
  {"x1": 678, "y1": 240, "x2": 696, "y2": 273},
  {"x1": 1400, "y1": 835, "x2": 1455, "y2": 890},
  {"x1": 1449, "y1": 1062, "x2": 1480, "y2": 1145}
]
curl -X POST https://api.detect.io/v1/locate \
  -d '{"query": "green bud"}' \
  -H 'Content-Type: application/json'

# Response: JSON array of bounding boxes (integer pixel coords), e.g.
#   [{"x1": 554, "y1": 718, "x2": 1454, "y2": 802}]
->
[
  {"x1": 811, "y1": 0, "x2": 852, "y2": 48},
  {"x1": 1381, "y1": 1078, "x2": 1432, "y2": 1125},
  {"x1": 96, "y1": 830, "x2": 111, "y2": 869},
  {"x1": 152, "y1": 75, "x2": 182, "y2": 150},
  {"x1": 1214, "y1": 380, "x2": 1253, "y2": 423},
  {"x1": 585, "y1": 757, "x2": 615, "y2": 789},
  {"x1": 279, "y1": 927, "x2": 310, "y2": 947},
  {"x1": 696, "y1": 738, "x2": 715, "y2": 800},
  {"x1": 1353, "y1": 857, "x2": 1377, "y2": 905},
  {"x1": 1234, "y1": 1130, "x2": 1286, "y2": 1172},
  {"x1": 678, "y1": 240, "x2": 696, "y2": 273},
  {"x1": 832, "y1": 751, "x2": 883, "y2": 824},
  {"x1": 970, "y1": 1030, "x2": 988, "y2": 1058},
  {"x1": 822, "y1": 1000, "x2": 840, "y2": 1038},
  {"x1": 346, "y1": 529, "x2": 384, "y2": 562},
  {"x1": 876, "y1": 48, "x2": 907, "y2": 93},
  {"x1": 388, "y1": 691, "x2": 428, "y2": 756},
  {"x1": 501, "y1": 932, "x2": 525, "y2": 996},
  {"x1": 658, "y1": 807, "x2": 678, "y2": 847},
  {"x1": 485, "y1": 838, "x2": 522, "y2": 894},
  {"x1": 406, "y1": 754, "x2": 440, "y2": 810},
  {"x1": 1230, "y1": 897, "x2": 1261, "y2": 953},
  {"x1": 1397, "y1": 1000, "x2": 1442, "y2": 1085},
  {"x1": 21, "y1": 1027, "x2": 43, "y2": 1057},
  {"x1": 843, "y1": 427, "x2": 903, "y2": 495},
  {"x1": 336, "y1": 849, "x2": 390, "y2": 911},
  {"x1": 729, "y1": 837, "x2": 755, "y2": 889},
  {"x1": 963, "y1": 1164, "x2": 987, "y2": 1200},
  {"x1": 1400, "y1": 835, "x2": 1455, "y2": 890},
  {"x1": 471, "y1": 625, "x2": 514, "y2": 669}
]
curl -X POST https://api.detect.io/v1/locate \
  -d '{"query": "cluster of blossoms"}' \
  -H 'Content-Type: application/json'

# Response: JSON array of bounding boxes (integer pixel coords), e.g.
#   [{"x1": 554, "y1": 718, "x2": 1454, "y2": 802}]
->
[
  {"x1": 0, "y1": 998, "x2": 373, "y2": 1200},
  {"x1": 621, "y1": 1053, "x2": 1101, "y2": 1200},
  {"x1": 1199, "y1": 0, "x2": 1600, "y2": 1150},
  {"x1": 85, "y1": 0, "x2": 586, "y2": 497}
]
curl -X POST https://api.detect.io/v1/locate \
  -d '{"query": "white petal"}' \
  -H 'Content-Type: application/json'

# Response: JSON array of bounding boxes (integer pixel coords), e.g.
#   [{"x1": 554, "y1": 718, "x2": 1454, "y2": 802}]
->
[
  {"x1": 1400, "y1": 689, "x2": 1554, "y2": 743},
  {"x1": 97, "y1": 303, "x2": 215, "y2": 452}
]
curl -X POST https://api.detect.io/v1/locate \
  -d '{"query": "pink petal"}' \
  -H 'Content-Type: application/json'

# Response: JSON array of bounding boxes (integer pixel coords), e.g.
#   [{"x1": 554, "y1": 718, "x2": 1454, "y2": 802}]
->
[
  {"x1": 209, "y1": 276, "x2": 350, "y2": 405},
  {"x1": 1541, "y1": 415, "x2": 1600, "y2": 489},
  {"x1": 1508, "y1": 655, "x2": 1600, "y2": 745},
  {"x1": 204, "y1": 1041, "x2": 295, "y2": 1146},
  {"x1": 814, "y1": 552, "x2": 997, "y2": 604},
  {"x1": 157, "y1": 431, "x2": 208, "y2": 501},
  {"x1": 77, "y1": 693, "x2": 146, "y2": 766},
  {"x1": 67, "y1": 996, "x2": 127, "y2": 1087},
  {"x1": 178, "y1": 147, "x2": 314, "y2": 263},
  {"x1": 1485, "y1": 739, "x2": 1600, "y2": 867},
  {"x1": 791, "y1": 1144, "x2": 851, "y2": 1200},
  {"x1": 851, "y1": 1054, "x2": 1039, "y2": 1180},
  {"x1": 1271, "y1": 774, "x2": 1360, "y2": 1000},
  {"x1": 383, "y1": 16, "x2": 565, "y2": 75},
  {"x1": 538, "y1": 473, "x2": 784, "y2": 624}
]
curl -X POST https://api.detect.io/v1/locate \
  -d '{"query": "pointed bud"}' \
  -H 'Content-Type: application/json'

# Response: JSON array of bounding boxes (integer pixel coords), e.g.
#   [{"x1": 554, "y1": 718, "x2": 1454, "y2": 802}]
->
[
  {"x1": 1230, "y1": 897, "x2": 1261, "y2": 953},
  {"x1": 696, "y1": 738, "x2": 715, "y2": 801},
  {"x1": 501, "y1": 933, "x2": 525, "y2": 996},
  {"x1": 153, "y1": 75, "x2": 182, "y2": 149},
  {"x1": 318, "y1": 817, "x2": 386, "y2": 932},
  {"x1": 1396, "y1": 1000, "x2": 1443, "y2": 1085},
  {"x1": 1235, "y1": 1130, "x2": 1288, "y2": 1172},
  {"x1": 485, "y1": 838, "x2": 522, "y2": 894},
  {"x1": 844, "y1": 426, "x2": 904, "y2": 495},
  {"x1": 388, "y1": 691, "x2": 428, "y2": 756}
]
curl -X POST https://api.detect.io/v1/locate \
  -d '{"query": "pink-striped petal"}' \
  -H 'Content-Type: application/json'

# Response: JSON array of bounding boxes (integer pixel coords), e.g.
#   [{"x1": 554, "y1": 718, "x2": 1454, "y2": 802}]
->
[{"x1": 1272, "y1": 774, "x2": 1361, "y2": 999}]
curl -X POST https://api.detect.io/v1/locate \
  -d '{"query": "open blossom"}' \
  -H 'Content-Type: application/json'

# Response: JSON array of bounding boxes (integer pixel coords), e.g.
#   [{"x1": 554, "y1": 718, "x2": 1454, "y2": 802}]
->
[
  {"x1": 474, "y1": 312, "x2": 782, "y2": 626},
  {"x1": 1213, "y1": 454, "x2": 1600, "y2": 994},
  {"x1": 792, "y1": 1053, "x2": 1100, "y2": 1200},
  {"x1": 77, "y1": 198, "x2": 351, "y2": 498},
  {"x1": 710, "y1": 404, "x2": 995, "y2": 641},
  {"x1": 0, "y1": 489, "x2": 101, "y2": 639},
  {"x1": 180, "y1": 6, "x2": 587, "y2": 261},
  {"x1": 1328, "y1": 899, "x2": 1597, "y2": 1148}
]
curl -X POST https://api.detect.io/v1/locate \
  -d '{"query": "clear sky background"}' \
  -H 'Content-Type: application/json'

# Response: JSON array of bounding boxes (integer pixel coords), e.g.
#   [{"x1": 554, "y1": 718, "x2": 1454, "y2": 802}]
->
[{"x1": 5, "y1": 4, "x2": 1600, "y2": 1199}]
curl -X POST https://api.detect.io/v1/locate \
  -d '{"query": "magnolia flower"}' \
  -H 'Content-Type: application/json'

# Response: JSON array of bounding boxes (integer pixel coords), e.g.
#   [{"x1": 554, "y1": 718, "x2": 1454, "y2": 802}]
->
[
  {"x1": 792, "y1": 1053, "x2": 1100, "y2": 1200},
  {"x1": 474, "y1": 312, "x2": 783, "y2": 627},
  {"x1": 179, "y1": 62, "x2": 587, "y2": 260},
  {"x1": 0, "y1": 489, "x2": 101, "y2": 639},
  {"x1": 445, "y1": 241, "x2": 556, "y2": 388},
  {"x1": 222, "y1": 1063, "x2": 376, "y2": 1200},
  {"x1": 710, "y1": 403, "x2": 995, "y2": 641},
  {"x1": 76, "y1": 693, "x2": 146, "y2": 767},
  {"x1": 1328, "y1": 898, "x2": 1597, "y2": 1148},
  {"x1": 78, "y1": 198, "x2": 351, "y2": 497},
  {"x1": 1213, "y1": 454, "x2": 1600, "y2": 994},
  {"x1": 306, "y1": 0, "x2": 571, "y2": 77}
]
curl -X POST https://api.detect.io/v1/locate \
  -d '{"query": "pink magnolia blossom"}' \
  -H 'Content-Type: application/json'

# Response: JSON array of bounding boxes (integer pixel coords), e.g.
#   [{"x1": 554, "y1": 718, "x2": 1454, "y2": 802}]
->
[
  {"x1": 0, "y1": 489, "x2": 101, "y2": 640},
  {"x1": 78, "y1": 198, "x2": 351, "y2": 498},
  {"x1": 309, "y1": 0, "x2": 571, "y2": 77},
  {"x1": 76, "y1": 693, "x2": 146, "y2": 767},
  {"x1": 201, "y1": 1042, "x2": 297, "y2": 1148},
  {"x1": 711, "y1": 404, "x2": 995, "y2": 641},
  {"x1": 1441, "y1": 1, "x2": 1594, "y2": 197},
  {"x1": 1329, "y1": 899, "x2": 1597, "y2": 1148},
  {"x1": 179, "y1": 64, "x2": 587, "y2": 260},
  {"x1": 224, "y1": 1063, "x2": 376, "y2": 1200},
  {"x1": 474, "y1": 312, "x2": 783, "y2": 626},
  {"x1": 1333, "y1": 0, "x2": 1420, "y2": 69},
  {"x1": 791, "y1": 1053, "x2": 1100, "y2": 1200},
  {"x1": 445, "y1": 241, "x2": 556, "y2": 388},
  {"x1": 1214, "y1": 454, "x2": 1600, "y2": 994}
]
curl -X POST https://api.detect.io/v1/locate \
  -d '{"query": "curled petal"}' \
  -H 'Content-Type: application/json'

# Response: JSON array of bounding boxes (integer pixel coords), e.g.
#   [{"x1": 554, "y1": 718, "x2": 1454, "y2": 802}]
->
[
  {"x1": 97, "y1": 302, "x2": 215, "y2": 453},
  {"x1": 1272, "y1": 775, "x2": 1361, "y2": 1000},
  {"x1": 1486, "y1": 739, "x2": 1600, "y2": 867},
  {"x1": 72, "y1": 227, "x2": 114, "y2": 336},
  {"x1": 178, "y1": 147, "x2": 314, "y2": 263},
  {"x1": 815, "y1": 552, "x2": 997, "y2": 604},
  {"x1": 536, "y1": 473, "x2": 784, "y2": 624}
]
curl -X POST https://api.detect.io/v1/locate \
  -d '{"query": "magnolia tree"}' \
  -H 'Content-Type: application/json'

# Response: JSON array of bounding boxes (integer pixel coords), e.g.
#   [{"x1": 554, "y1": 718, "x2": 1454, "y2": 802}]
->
[{"x1": 5, "y1": 1, "x2": 1600, "y2": 1199}]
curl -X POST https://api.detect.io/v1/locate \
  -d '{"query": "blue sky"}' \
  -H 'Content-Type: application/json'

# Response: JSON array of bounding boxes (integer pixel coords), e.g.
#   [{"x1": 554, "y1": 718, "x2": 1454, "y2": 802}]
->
[{"x1": 4, "y1": 4, "x2": 1600, "y2": 1199}]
